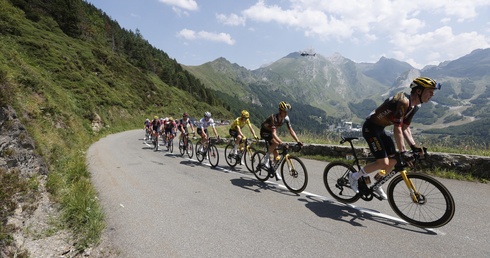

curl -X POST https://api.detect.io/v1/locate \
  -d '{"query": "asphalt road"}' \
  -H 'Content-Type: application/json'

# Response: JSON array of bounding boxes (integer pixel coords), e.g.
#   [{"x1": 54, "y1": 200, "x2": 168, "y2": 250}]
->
[{"x1": 87, "y1": 130, "x2": 490, "y2": 257}]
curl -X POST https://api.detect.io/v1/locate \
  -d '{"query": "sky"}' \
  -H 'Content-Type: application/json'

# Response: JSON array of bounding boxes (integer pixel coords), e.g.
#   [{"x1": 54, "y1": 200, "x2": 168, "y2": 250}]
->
[{"x1": 85, "y1": 0, "x2": 490, "y2": 70}]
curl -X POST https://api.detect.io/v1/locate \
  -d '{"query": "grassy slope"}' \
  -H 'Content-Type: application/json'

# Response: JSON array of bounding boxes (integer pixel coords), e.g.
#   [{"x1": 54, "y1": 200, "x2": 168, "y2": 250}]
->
[{"x1": 0, "y1": 0, "x2": 233, "y2": 251}]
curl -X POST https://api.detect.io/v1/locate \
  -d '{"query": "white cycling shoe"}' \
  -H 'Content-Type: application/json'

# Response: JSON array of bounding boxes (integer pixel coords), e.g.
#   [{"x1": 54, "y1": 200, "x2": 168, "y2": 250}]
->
[{"x1": 374, "y1": 187, "x2": 388, "y2": 200}]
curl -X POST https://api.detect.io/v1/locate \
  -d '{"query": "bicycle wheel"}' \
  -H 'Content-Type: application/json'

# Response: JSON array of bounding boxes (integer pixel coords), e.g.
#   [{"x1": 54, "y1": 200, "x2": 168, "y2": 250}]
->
[
  {"x1": 196, "y1": 142, "x2": 205, "y2": 162},
  {"x1": 251, "y1": 150, "x2": 269, "y2": 182},
  {"x1": 224, "y1": 143, "x2": 238, "y2": 167},
  {"x1": 281, "y1": 156, "x2": 308, "y2": 193},
  {"x1": 179, "y1": 139, "x2": 185, "y2": 155},
  {"x1": 323, "y1": 162, "x2": 360, "y2": 203},
  {"x1": 169, "y1": 138, "x2": 173, "y2": 153},
  {"x1": 208, "y1": 145, "x2": 219, "y2": 167},
  {"x1": 244, "y1": 146, "x2": 256, "y2": 173},
  {"x1": 387, "y1": 173, "x2": 455, "y2": 228},
  {"x1": 186, "y1": 139, "x2": 194, "y2": 159}
]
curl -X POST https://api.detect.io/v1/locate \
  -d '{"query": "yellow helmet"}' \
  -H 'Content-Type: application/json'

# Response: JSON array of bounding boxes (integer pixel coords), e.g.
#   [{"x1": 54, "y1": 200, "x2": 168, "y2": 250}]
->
[
  {"x1": 241, "y1": 110, "x2": 250, "y2": 118},
  {"x1": 154, "y1": 116, "x2": 159, "y2": 119},
  {"x1": 410, "y1": 77, "x2": 441, "y2": 90},
  {"x1": 279, "y1": 101, "x2": 292, "y2": 112}
]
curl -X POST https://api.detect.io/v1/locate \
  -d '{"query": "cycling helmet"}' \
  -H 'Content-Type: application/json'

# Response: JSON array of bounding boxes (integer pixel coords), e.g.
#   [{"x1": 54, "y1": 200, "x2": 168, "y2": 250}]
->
[
  {"x1": 169, "y1": 117, "x2": 174, "y2": 121},
  {"x1": 145, "y1": 118, "x2": 150, "y2": 122},
  {"x1": 204, "y1": 111, "x2": 211, "y2": 118},
  {"x1": 183, "y1": 112, "x2": 189, "y2": 117},
  {"x1": 241, "y1": 110, "x2": 250, "y2": 118},
  {"x1": 410, "y1": 77, "x2": 441, "y2": 90},
  {"x1": 279, "y1": 101, "x2": 292, "y2": 112},
  {"x1": 154, "y1": 116, "x2": 158, "y2": 119}
]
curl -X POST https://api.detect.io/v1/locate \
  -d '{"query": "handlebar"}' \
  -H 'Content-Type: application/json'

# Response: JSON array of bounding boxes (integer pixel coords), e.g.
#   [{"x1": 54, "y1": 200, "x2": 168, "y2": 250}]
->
[{"x1": 279, "y1": 143, "x2": 303, "y2": 153}]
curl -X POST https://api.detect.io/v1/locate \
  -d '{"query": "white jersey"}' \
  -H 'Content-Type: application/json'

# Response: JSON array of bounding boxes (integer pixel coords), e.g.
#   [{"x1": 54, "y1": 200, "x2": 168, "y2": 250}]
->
[{"x1": 198, "y1": 117, "x2": 215, "y2": 129}]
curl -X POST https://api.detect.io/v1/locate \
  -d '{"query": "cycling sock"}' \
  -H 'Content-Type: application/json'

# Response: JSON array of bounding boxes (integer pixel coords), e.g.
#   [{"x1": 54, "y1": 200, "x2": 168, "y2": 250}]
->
[
  {"x1": 262, "y1": 153, "x2": 270, "y2": 165},
  {"x1": 352, "y1": 168, "x2": 367, "y2": 180}
]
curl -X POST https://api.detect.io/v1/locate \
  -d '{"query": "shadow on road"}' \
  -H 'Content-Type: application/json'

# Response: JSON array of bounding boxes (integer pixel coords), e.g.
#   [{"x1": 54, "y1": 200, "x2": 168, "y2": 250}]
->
[
  {"x1": 230, "y1": 176, "x2": 298, "y2": 196},
  {"x1": 298, "y1": 195, "x2": 437, "y2": 234}
]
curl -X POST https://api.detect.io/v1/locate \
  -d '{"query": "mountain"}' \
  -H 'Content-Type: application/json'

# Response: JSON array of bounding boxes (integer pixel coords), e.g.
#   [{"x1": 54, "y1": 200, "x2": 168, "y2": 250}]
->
[
  {"x1": 358, "y1": 56, "x2": 414, "y2": 86},
  {"x1": 184, "y1": 48, "x2": 490, "y2": 139}
]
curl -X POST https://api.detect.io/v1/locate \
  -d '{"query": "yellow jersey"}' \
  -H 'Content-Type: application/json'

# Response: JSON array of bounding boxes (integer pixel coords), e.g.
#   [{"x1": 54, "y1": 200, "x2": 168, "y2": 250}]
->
[{"x1": 230, "y1": 117, "x2": 250, "y2": 130}]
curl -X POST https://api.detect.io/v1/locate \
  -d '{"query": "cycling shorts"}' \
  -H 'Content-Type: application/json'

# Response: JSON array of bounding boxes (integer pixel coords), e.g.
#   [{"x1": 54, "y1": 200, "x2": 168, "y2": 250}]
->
[
  {"x1": 362, "y1": 120, "x2": 396, "y2": 159},
  {"x1": 260, "y1": 128, "x2": 273, "y2": 144},
  {"x1": 197, "y1": 128, "x2": 208, "y2": 136},
  {"x1": 229, "y1": 129, "x2": 239, "y2": 138}
]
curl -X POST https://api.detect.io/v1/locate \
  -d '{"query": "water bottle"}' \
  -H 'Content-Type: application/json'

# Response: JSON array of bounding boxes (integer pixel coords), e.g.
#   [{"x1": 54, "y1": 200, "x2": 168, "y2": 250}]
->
[{"x1": 374, "y1": 170, "x2": 386, "y2": 181}]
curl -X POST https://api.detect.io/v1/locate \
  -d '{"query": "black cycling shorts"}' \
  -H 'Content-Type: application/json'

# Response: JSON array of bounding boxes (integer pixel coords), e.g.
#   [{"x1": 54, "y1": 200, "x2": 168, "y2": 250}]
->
[
  {"x1": 260, "y1": 128, "x2": 272, "y2": 144},
  {"x1": 229, "y1": 129, "x2": 239, "y2": 138},
  {"x1": 362, "y1": 120, "x2": 396, "y2": 159},
  {"x1": 197, "y1": 128, "x2": 208, "y2": 136}
]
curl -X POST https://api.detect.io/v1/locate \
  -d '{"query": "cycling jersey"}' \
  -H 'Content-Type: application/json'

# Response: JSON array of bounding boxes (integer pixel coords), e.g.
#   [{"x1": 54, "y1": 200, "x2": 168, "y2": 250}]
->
[
  {"x1": 151, "y1": 119, "x2": 161, "y2": 131},
  {"x1": 260, "y1": 113, "x2": 291, "y2": 132},
  {"x1": 164, "y1": 120, "x2": 176, "y2": 129},
  {"x1": 179, "y1": 118, "x2": 192, "y2": 128},
  {"x1": 230, "y1": 117, "x2": 251, "y2": 130},
  {"x1": 198, "y1": 117, "x2": 215, "y2": 129},
  {"x1": 366, "y1": 92, "x2": 419, "y2": 127}
]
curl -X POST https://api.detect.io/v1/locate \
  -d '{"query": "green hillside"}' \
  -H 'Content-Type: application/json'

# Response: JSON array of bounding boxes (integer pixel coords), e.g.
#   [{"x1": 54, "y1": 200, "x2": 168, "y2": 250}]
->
[{"x1": 0, "y1": 0, "x2": 233, "y2": 253}]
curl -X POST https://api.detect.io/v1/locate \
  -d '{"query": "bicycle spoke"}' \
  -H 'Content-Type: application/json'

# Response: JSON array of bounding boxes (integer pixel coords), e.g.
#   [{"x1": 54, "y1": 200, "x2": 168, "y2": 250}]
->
[
  {"x1": 281, "y1": 156, "x2": 308, "y2": 193},
  {"x1": 388, "y1": 173, "x2": 455, "y2": 228}
]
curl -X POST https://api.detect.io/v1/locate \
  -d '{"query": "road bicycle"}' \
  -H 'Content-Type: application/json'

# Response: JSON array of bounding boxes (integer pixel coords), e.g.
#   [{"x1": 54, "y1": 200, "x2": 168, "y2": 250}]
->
[
  {"x1": 224, "y1": 137, "x2": 259, "y2": 171},
  {"x1": 179, "y1": 132, "x2": 195, "y2": 158},
  {"x1": 151, "y1": 131, "x2": 159, "y2": 151},
  {"x1": 144, "y1": 128, "x2": 152, "y2": 141},
  {"x1": 165, "y1": 132, "x2": 175, "y2": 153},
  {"x1": 323, "y1": 136, "x2": 455, "y2": 228},
  {"x1": 251, "y1": 143, "x2": 308, "y2": 193},
  {"x1": 195, "y1": 137, "x2": 219, "y2": 167}
]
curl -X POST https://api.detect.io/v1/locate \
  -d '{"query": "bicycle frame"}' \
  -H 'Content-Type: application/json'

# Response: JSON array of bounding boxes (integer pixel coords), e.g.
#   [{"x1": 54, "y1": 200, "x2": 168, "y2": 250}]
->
[
  {"x1": 268, "y1": 144, "x2": 298, "y2": 176},
  {"x1": 341, "y1": 136, "x2": 425, "y2": 202}
]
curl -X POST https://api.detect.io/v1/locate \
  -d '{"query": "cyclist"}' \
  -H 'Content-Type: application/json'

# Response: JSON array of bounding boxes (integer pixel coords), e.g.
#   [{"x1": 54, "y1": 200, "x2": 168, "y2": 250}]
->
[
  {"x1": 197, "y1": 111, "x2": 220, "y2": 153},
  {"x1": 229, "y1": 110, "x2": 259, "y2": 157},
  {"x1": 163, "y1": 117, "x2": 177, "y2": 148},
  {"x1": 259, "y1": 101, "x2": 303, "y2": 171},
  {"x1": 348, "y1": 77, "x2": 441, "y2": 200},
  {"x1": 178, "y1": 112, "x2": 195, "y2": 146},
  {"x1": 144, "y1": 118, "x2": 151, "y2": 140},
  {"x1": 150, "y1": 116, "x2": 161, "y2": 150}
]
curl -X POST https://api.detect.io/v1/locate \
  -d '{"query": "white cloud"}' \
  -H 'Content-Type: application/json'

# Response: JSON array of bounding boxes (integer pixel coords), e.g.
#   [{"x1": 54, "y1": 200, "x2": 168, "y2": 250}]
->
[
  {"x1": 177, "y1": 29, "x2": 236, "y2": 45},
  {"x1": 159, "y1": 0, "x2": 198, "y2": 11},
  {"x1": 391, "y1": 26, "x2": 490, "y2": 67},
  {"x1": 236, "y1": 0, "x2": 490, "y2": 66},
  {"x1": 216, "y1": 13, "x2": 246, "y2": 26}
]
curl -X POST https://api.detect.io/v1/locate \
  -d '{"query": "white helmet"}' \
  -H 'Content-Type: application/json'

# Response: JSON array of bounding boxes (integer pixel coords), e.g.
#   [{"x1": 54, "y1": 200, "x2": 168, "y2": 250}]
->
[{"x1": 204, "y1": 111, "x2": 211, "y2": 118}]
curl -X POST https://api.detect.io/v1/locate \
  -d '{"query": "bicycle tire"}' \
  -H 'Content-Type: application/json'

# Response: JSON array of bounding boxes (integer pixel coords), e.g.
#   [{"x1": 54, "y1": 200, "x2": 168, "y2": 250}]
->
[
  {"x1": 323, "y1": 162, "x2": 360, "y2": 203},
  {"x1": 244, "y1": 146, "x2": 256, "y2": 173},
  {"x1": 281, "y1": 156, "x2": 308, "y2": 193},
  {"x1": 169, "y1": 138, "x2": 173, "y2": 153},
  {"x1": 196, "y1": 142, "x2": 205, "y2": 163},
  {"x1": 179, "y1": 139, "x2": 185, "y2": 156},
  {"x1": 251, "y1": 150, "x2": 269, "y2": 182},
  {"x1": 387, "y1": 173, "x2": 455, "y2": 228},
  {"x1": 186, "y1": 139, "x2": 193, "y2": 159},
  {"x1": 208, "y1": 145, "x2": 219, "y2": 167},
  {"x1": 224, "y1": 143, "x2": 238, "y2": 167}
]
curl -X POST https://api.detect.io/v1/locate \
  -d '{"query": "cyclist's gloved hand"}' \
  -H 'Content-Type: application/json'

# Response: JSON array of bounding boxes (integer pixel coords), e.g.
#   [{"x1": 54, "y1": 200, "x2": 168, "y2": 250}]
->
[
  {"x1": 410, "y1": 144, "x2": 424, "y2": 155},
  {"x1": 401, "y1": 151, "x2": 415, "y2": 167}
]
